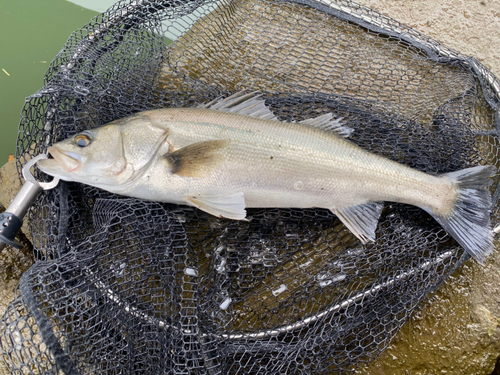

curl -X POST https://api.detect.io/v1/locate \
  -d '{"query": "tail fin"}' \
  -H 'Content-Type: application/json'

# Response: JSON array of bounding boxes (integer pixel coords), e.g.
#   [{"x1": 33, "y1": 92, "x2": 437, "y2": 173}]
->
[{"x1": 430, "y1": 165, "x2": 496, "y2": 264}]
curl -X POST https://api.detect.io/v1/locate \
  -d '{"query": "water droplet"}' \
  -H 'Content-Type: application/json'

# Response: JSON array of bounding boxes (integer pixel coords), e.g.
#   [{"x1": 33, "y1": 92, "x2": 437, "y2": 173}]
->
[
  {"x1": 184, "y1": 268, "x2": 198, "y2": 277},
  {"x1": 219, "y1": 297, "x2": 231, "y2": 310},
  {"x1": 216, "y1": 258, "x2": 226, "y2": 273},
  {"x1": 272, "y1": 284, "x2": 287, "y2": 296},
  {"x1": 293, "y1": 181, "x2": 304, "y2": 190}
]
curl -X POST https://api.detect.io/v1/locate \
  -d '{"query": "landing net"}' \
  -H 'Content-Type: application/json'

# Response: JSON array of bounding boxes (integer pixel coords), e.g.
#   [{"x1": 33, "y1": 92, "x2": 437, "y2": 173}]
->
[{"x1": 1, "y1": 0, "x2": 499, "y2": 373}]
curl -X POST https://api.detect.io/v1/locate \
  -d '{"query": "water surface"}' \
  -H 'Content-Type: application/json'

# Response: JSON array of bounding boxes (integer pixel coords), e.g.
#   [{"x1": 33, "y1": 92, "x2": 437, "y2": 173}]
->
[{"x1": 0, "y1": 0, "x2": 98, "y2": 163}]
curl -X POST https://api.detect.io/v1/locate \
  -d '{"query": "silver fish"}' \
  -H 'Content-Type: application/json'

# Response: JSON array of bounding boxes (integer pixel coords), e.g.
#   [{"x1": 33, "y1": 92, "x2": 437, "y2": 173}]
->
[{"x1": 38, "y1": 92, "x2": 495, "y2": 263}]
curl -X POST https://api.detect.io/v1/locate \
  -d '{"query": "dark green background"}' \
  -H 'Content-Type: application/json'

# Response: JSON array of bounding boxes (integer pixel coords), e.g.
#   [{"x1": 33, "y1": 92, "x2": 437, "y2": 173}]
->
[{"x1": 0, "y1": 0, "x2": 98, "y2": 163}]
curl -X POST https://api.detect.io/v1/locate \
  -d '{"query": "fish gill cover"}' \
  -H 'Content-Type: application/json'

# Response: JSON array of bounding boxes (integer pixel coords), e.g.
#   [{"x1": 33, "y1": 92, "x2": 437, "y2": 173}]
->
[{"x1": 1, "y1": 0, "x2": 500, "y2": 373}]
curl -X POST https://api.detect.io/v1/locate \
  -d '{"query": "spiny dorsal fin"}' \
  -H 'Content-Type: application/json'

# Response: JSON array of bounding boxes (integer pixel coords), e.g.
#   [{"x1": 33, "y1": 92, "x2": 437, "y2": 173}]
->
[
  {"x1": 187, "y1": 193, "x2": 247, "y2": 220},
  {"x1": 300, "y1": 114, "x2": 352, "y2": 138},
  {"x1": 201, "y1": 91, "x2": 352, "y2": 137},
  {"x1": 332, "y1": 202, "x2": 384, "y2": 243},
  {"x1": 164, "y1": 140, "x2": 230, "y2": 178},
  {"x1": 200, "y1": 91, "x2": 279, "y2": 121}
]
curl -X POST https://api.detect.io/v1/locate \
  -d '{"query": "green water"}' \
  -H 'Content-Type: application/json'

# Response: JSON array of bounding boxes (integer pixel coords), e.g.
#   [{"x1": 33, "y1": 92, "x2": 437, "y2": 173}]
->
[{"x1": 0, "y1": 0, "x2": 98, "y2": 163}]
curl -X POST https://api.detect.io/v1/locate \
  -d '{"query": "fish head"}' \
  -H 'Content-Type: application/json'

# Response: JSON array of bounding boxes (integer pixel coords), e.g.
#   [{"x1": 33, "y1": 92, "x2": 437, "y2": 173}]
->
[
  {"x1": 38, "y1": 124, "x2": 132, "y2": 188},
  {"x1": 37, "y1": 114, "x2": 170, "y2": 191}
]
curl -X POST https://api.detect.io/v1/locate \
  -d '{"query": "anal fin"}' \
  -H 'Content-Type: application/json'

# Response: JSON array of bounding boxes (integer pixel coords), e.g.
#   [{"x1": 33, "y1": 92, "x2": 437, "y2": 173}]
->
[
  {"x1": 332, "y1": 202, "x2": 384, "y2": 243},
  {"x1": 187, "y1": 193, "x2": 247, "y2": 220}
]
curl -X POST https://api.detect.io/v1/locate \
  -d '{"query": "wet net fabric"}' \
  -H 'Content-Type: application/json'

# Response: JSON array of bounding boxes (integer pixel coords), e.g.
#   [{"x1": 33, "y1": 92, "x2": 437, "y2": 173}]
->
[{"x1": 2, "y1": 0, "x2": 500, "y2": 373}]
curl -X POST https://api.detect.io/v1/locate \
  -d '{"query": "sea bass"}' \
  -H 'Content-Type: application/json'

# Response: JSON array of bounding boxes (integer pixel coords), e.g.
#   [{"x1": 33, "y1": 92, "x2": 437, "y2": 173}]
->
[{"x1": 37, "y1": 92, "x2": 495, "y2": 263}]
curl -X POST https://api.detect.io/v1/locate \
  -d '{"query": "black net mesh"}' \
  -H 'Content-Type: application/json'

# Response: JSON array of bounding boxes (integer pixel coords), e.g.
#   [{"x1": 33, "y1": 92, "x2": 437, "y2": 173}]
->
[{"x1": 2, "y1": 0, "x2": 500, "y2": 373}]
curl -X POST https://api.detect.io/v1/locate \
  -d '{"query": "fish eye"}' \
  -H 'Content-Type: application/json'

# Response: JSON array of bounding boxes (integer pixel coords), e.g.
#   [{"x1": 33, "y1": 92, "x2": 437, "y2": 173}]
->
[{"x1": 74, "y1": 131, "x2": 93, "y2": 147}]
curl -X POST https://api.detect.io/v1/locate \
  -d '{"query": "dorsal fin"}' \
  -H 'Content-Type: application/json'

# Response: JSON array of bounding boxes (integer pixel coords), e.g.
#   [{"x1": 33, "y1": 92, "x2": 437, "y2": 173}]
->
[
  {"x1": 200, "y1": 91, "x2": 353, "y2": 137},
  {"x1": 200, "y1": 91, "x2": 278, "y2": 121},
  {"x1": 300, "y1": 114, "x2": 352, "y2": 138}
]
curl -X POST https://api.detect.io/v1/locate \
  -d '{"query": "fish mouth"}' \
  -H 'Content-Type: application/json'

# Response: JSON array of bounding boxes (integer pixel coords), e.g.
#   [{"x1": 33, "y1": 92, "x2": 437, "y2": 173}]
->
[{"x1": 40, "y1": 146, "x2": 82, "y2": 174}]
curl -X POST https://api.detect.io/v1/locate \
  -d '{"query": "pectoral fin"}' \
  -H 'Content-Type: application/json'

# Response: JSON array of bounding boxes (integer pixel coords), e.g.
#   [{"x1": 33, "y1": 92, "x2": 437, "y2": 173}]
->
[
  {"x1": 187, "y1": 193, "x2": 247, "y2": 220},
  {"x1": 332, "y1": 202, "x2": 384, "y2": 243},
  {"x1": 164, "y1": 140, "x2": 229, "y2": 177}
]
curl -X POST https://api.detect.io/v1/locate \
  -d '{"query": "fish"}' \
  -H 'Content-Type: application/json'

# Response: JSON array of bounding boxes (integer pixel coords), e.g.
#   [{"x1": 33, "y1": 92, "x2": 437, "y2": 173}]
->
[{"x1": 37, "y1": 91, "x2": 496, "y2": 264}]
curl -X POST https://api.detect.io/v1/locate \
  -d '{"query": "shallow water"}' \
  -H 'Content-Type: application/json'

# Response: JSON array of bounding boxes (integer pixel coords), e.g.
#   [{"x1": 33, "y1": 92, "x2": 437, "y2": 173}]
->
[
  {"x1": 0, "y1": 0, "x2": 205, "y2": 164},
  {"x1": 0, "y1": 0, "x2": 98, "y2": 163}
]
